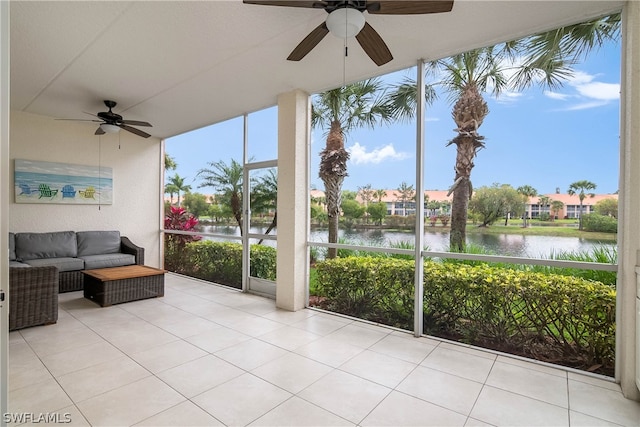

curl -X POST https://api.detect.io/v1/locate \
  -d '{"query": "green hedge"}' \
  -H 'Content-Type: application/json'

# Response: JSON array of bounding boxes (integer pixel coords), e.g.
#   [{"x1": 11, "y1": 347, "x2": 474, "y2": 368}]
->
[
  {"x1": 167, "y1": 241, "x2": 276, "y2": 288},
  {"x1": 316, "y1": 257, "x2": 616, "y2": 371},
  {"x1": 316, "y1": 257, "x2": 414, "y2": 326}
]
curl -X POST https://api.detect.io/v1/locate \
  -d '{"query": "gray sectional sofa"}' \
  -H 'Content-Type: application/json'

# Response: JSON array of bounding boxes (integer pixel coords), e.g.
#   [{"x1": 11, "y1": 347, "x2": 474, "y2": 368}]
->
[{"x1": 9, "y1": 230, "x2": 144, "y2": 293}]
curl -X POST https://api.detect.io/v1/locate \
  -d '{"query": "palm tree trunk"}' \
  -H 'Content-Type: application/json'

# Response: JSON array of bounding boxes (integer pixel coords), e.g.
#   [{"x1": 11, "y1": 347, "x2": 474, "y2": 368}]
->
[
  {"x1": 448, "y1": 84, "x2": 487, "y2": 252},
  {"x1": 231, "y1": 192, "x2": 243, "y2": 235},
  {"x1": 449, "y1": 136, "x2": 478, "y2": 252},
  {"x1": 319, "y1": 121, "x2": 349, "y2": 259},
  {"x1": 450, "y1": 176, "x2": 471, "y2": 252},
  {"x1": 258, "y1": 212, "x2": 277, "y2": 245}
]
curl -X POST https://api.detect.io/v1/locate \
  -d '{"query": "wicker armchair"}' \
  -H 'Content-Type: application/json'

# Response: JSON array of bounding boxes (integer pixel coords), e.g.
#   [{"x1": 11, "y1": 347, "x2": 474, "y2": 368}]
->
[{"x1": 9, "y1": 266, "x2": 59, "y2": 331}]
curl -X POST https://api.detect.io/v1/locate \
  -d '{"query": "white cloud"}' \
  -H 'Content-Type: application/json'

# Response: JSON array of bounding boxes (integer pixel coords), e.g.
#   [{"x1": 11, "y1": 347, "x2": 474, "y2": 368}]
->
[
  {"x1": 348, "y1": 142, "x2": 410, "y2": 165},
  {"x1": 495, "y1": 91, "x2": 524, "y2": 104},
  {"x1": 544, "y1": 90, "x2": 570, "y2": 101},
  {"x1": 567, "y1": 70, "x2": 596, "y2": 85},
  {"x1": 575, "y1": 82, "x2": 620, "y2": 101},
  {"x1": 546, "y1": 70, "x2": 619, "y2": 110},
  {"x1": 564, "y1": 100, "x2": 611, "y2": 111}
]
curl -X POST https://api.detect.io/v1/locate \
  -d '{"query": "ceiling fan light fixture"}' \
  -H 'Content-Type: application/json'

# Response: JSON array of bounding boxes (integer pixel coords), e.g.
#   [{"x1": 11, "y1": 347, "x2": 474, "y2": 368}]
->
[
  {"x1": 326, "y1": 7, "x2": 365, "y2": 38},
  {"x1": 100, "y1": 123, "x2": 120, "y2": 134}
]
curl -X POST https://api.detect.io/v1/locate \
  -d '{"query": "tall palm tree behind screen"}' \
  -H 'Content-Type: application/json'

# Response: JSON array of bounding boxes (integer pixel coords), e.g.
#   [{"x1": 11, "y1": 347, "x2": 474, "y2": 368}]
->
[
  {"x1": 392, "y1": 13, "x2": 620, "y2": 251},
  {"x1": 313, "y1": 79, "x2": 415, "y2": 258}
]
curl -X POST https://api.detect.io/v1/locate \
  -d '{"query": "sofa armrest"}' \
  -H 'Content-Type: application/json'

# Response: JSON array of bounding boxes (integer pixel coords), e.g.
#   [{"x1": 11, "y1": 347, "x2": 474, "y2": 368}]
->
[
  {"x1": 120, "y1": 236, "x2": 145, "y2": 265},
  {"x1": 9, "y1": 266, "x2": 59, "y2": 331}
]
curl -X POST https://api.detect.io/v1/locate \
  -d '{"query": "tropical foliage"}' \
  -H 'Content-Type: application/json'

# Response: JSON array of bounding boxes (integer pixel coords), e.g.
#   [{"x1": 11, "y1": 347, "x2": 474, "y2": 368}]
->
[
  {"x1": 197, "y1": 159, "x2": 244, "y2": 231},
  {"x1": 164, "y1": 206, "x2": 201, "y2": 273},
  {"x1": 312, "y1": 79, "x2": 416, "y2": 258}
]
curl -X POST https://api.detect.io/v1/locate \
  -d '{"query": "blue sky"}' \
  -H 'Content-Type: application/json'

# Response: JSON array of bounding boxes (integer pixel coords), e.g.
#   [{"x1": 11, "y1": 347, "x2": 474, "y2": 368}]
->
[{"x1": 166, "y1": 37, "x2": 621, "y2": 197}]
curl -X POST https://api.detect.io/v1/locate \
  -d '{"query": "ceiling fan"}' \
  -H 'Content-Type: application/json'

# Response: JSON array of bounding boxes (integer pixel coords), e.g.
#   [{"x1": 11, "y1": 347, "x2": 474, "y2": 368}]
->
[
  {"x1": 243, "y1": 0, "x2": 454, "y2": 66},
  {"x1": 58, "y1": 100, "x2": 153, "y2": 138}
]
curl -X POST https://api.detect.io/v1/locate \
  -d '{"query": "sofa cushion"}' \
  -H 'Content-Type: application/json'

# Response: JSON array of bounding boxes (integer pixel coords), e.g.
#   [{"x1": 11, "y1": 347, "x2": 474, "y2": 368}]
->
[
  {"x1": 15, "y1": 231, "x2": 77, "y2": 261},
  {"x1": 77, "y1": 231, "x2": 121, "y2": 257},
  {"x1": 9, "y1": 232, "x2": 16, "y2": 261},
  {"x1": 81, "y1": 253, "x2": 135, "y2": 270},
  {"x1": 10, "y1": 261, "x2": 31, "y2": 268},
  {"x1": 24, "y1": 257, "x2": 84, "y2": 272}
]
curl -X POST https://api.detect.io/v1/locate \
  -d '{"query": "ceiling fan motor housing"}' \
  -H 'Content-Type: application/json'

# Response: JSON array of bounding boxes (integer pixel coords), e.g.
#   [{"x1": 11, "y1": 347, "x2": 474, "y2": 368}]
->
[{"x1": 98, "y1": 100, "x2": 123, "y2": 123}]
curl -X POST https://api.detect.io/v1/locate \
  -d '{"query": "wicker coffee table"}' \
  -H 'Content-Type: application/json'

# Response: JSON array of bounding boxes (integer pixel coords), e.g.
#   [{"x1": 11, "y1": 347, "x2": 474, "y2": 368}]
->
[{"x1": 83, "y1": 265, "x2": 165, "y2": 307}]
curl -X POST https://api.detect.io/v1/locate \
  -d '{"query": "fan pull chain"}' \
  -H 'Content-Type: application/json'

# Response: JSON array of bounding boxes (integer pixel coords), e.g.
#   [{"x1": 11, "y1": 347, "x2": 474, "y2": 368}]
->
[{"x1": 342, "y1": 37, "x2": 348, "y2": 89}]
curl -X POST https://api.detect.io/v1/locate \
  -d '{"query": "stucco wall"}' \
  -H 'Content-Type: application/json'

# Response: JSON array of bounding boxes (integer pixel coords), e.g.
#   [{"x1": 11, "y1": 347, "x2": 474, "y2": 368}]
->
[{"x1": 9, "y1": 111, "x2": 161, "y2": 268}]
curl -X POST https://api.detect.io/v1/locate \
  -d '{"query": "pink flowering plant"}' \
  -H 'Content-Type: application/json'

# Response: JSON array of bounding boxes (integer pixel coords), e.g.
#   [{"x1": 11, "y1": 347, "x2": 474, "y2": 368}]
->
[{"x1": 164, "y1": 206, "x2": 201, "y2": 273}]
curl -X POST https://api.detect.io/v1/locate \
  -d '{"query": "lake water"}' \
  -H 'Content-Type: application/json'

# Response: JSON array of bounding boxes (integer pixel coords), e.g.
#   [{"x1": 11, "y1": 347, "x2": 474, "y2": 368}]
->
[{"x1": 201, "y1": 225, "x2": 615, "y2": 258}]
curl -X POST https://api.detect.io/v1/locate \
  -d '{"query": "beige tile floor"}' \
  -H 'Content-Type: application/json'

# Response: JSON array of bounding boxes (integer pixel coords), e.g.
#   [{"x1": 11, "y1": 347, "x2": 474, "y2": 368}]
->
[{"x1": 8, "y1": 273, "x2": 640, "y2": 426}]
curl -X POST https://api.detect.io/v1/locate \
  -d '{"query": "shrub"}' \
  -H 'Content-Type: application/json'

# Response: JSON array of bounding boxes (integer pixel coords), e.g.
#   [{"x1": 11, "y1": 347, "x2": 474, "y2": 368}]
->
[
  {"x1": 581, "y1": 213, "x2": 617, "y2": 233},
  {"x1": 315, "y1": 257, "x2": 616, "y2": 372},
  {"x1": 316, "y1": 257, "x2": 414, "y2": 327},
  {"x1": 179, "y1": 240, "x2": 276, "y2": 288}
]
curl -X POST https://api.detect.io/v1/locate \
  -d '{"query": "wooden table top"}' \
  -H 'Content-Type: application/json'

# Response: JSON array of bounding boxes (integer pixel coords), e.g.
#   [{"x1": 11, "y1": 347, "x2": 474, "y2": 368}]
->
[{"x1": 82, "y1": 265, "x2": 166, "y2": 281}]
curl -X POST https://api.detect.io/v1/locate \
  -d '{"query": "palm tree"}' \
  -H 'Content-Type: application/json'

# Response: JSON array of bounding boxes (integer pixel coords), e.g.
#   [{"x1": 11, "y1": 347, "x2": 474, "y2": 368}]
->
[
  {"x1": 537, "y1": 195, "x2": 552, "y2": 220},
  {"x1": 251, "y1": 169, "x2": 278, "y2": 242},
  {"x1": 313, "y1": 79, "x2": 414, "y2": 258},
  {"x1": 197, "y1": 159, "x2": 243, "y2": 232},
  {"x1": 167, "y1": 174, "x2": 191, "y2": 207},
  {"x1": 551, "y1": 199, "x2": 565, "y2": 221},
  {"x1": 391, "y1": 14, "x2": 619, "y2": 251},
  {"x1": 568, "y1": 180, "x2": 597, "y2": 230},
  {"x1": 164, "y1": 154, "x2": 177, "y2": 171},
  {"x1": 358, "y1": 184, "x2": 375, "y2": 224},
  {"x1": 395, "y1": 182, "x2": 416, "y2": 217},
  {"x1": 374, "y1": 189, "x2": 387, "y2": 203},
  {"x1": 164, "y1": 183, "x2": 179, "y2": 205},
  {"x1": 517, "y1": 185, "x2": 538, "y2": 228}
]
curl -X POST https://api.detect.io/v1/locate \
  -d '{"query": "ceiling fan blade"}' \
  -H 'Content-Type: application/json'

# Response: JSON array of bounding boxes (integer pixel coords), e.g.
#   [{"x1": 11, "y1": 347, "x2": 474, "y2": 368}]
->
[
  {"x1": 243, "y1": 1, "x2": 326, "y2": 8},
  {"x1": 120, "y1": 124, "x2": 151, "y2": 138},
  {"x1": 95, "y1": 126, "x2": 105, "y2": 135},
  {"x1": 55, "y1": 118, "x2": 101, "y2": 122},
  {"x1": 367, "y1": 1, "x2": 454, "y2": 15},
  {"x1": 287, "y1": 22, "x2": 329, "y2": 61},
  {"x1": 121, "y1": 120, "x2": 152, "y2": 127},
  {"x1": 355, "y1": 22, "x2": 393, "y2": 66}
]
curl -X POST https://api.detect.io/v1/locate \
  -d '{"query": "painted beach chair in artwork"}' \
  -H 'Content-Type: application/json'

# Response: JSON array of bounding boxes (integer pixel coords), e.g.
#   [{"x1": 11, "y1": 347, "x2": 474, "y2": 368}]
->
[
  {"x1": 38, "y1": 184, "x2": 58, "y2": 199},
  {"x1": 18, "y1": 183, "x2": 33, "y2": 195},
  {"x1": 61, "y1": 185, "x2": 76, "y2": 198},
  {"x1": 79, "y1": 186, "x2": 96, "y2": 199}
]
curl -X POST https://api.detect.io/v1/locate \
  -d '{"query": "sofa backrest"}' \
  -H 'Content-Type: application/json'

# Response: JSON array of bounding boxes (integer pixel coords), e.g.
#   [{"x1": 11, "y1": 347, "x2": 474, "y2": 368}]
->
[
  {"x1": 9, "y1": 232, "x2": 16, "y2": 261},
  {"x1": 76, "y1": 230, "x2": 121, "y2": 256},
  {"x1": 15, "y1": 231, "x2": 77, "y2": 261}
]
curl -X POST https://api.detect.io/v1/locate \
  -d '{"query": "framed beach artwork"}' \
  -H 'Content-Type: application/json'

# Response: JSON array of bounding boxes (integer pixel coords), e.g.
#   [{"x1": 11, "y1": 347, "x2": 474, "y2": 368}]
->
[{"x1": 14, "y1": 159, "x2": 113, "y2": 205}]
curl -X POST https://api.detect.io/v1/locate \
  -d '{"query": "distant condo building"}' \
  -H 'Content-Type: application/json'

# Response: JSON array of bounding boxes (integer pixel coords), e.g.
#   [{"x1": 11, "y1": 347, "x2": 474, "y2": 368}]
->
[
  {"x1": 166, "y1": 189, "x2": 617, "y2": 220},
  {"x1": 310, "y1": 189, "x2": 618, "y2": 219}
]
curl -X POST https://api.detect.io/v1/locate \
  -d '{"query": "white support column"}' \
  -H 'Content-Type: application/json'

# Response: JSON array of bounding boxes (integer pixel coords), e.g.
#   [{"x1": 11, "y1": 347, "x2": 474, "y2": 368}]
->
[
  {"x1": 0, "y1": 0, "x2": 9, "y2": 417},
  {"x1": 617, "y1": 0, "x2": 640, "y2": 401},
  {"x1": 414, "y1": 60, "x2": 425, "y2": 337},
  {"x1": 276, "y1": 90, "x2": 310, "y2": 311}
]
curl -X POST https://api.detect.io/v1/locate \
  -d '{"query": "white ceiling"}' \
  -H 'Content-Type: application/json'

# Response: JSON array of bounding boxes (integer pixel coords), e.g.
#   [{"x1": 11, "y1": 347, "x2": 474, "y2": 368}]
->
[{"x1": 9, "y1": 0, "x2": 624, "y2": 139}]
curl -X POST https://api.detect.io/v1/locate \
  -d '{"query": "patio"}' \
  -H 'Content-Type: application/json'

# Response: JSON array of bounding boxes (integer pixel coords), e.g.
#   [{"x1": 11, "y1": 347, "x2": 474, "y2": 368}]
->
[{"x1": 8, "y1": 273, "x2": 640, "y2": 426}]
